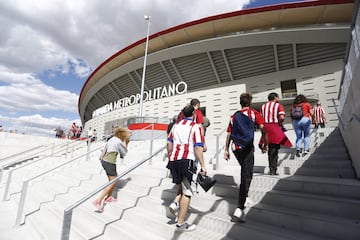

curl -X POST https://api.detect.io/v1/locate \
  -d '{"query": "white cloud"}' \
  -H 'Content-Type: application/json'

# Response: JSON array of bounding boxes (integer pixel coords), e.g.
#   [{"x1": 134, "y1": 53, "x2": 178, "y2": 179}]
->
[
  {"x1": 0, "y1": 0, "x2": 252, "y2": 136},
  {"x1": 0, "y1": 71, "x2": 78, "y2": 113}
]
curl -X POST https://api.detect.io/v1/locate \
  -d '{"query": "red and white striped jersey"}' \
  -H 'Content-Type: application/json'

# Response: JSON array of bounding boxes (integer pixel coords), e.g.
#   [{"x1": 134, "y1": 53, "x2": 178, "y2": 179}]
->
[
  {"x1": 313, "y1": 105, "x2": 326, "y2": 123},
  {"x1": 168, "y1": 118, "x2": 204, "y2": 161},
  {"x1": 261, "y1": 100, "x2": 285, "y2": 123}
]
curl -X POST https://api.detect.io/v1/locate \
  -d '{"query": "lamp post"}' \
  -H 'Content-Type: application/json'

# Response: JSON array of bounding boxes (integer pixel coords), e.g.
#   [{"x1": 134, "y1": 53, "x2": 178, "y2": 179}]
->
[{"x1": 139, "y1": 15, "x2": 151, "y2": 118}]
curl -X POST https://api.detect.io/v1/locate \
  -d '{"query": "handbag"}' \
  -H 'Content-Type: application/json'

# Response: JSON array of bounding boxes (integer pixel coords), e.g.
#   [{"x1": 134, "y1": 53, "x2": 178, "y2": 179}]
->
[{"x1": 197, "y1": 173, "x2": 216, "y2": 192}]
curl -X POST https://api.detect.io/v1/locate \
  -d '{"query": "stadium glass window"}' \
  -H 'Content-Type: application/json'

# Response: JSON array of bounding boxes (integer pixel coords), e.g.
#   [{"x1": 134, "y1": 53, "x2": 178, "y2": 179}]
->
[{"x1": 281, "y1": 79, "x2": 297, "y2": 98}]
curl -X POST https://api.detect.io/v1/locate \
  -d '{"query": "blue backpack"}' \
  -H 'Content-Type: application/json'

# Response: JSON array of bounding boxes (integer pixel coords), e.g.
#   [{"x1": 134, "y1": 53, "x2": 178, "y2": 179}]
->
[{"x1": 230, "y1": 111, "x2": 255, "y2": 148}]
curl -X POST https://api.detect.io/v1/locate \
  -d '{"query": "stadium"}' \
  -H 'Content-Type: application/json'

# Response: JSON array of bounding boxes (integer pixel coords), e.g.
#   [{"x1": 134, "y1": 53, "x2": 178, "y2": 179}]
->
[
  {"x1": 1, "y1": 0, "x2": 359, "y2": 239},
  {"x1": 79, "y1": 0, "x2": 354, "y2": 139}
]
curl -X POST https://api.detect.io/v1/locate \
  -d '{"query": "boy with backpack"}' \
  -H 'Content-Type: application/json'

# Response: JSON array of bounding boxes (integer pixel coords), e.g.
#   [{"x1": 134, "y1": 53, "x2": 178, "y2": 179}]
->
[{"x1": 224, "y1": 93, "x2": 268, "y2": 222}]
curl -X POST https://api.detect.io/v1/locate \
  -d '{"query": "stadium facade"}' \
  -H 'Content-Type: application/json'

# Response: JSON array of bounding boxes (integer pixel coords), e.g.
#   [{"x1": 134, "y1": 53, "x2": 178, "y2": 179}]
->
[{"x1": 78, "y1": 0, "x2": 354, "y2": 139}]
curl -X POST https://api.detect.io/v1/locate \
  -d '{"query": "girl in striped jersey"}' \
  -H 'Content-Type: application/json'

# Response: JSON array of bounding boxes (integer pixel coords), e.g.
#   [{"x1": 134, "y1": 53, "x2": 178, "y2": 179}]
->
[{"x1": 260, "y1": 92, "x2": 292, "y2": 175}]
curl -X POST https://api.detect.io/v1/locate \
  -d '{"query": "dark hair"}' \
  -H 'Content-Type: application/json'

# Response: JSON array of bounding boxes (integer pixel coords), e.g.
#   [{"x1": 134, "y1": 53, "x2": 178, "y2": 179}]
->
[
  {"x1": 240, "y1": 93, "x2": 252, "y2": 107},
  {"x1": 190, "y1": 98, "x2": 200, "y2": 106},
  {"x1": 294, "y1": 94, "x2": 308, "y2": 104},
  {"x1": 183, "y1": 104, "x2": 195, "y2": 117},
  {"x1": 268, "y1": 92, "x2": 279, "y2": 101}
]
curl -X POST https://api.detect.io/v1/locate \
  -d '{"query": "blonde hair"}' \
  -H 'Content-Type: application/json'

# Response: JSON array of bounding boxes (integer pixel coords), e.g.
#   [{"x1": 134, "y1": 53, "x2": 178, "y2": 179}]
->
[{"x1": 114, "y1": 127, "x2": 131, "y2": 142}]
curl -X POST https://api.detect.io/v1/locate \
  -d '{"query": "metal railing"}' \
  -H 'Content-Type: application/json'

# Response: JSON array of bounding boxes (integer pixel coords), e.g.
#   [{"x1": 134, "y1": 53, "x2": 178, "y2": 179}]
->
[
  {"x1": 14, "y1": 143, "x2": 104, "y2": 226},
  {"x1": 2, "y1": 139, "x2": 89, "y2": 201},
  {"x1": 60, "y1": 145, "x2": 166, "y2": 240},
  {"x1": 0, "y1": 141, "x2": 67, "y2": 185},
  {"x1": 129, "y1": 123, "x2": 167, "y2": 164},
  {"x1": 0, "y1": 144, "x2": 47, "y2": 164},
  {"x1": 210, "y1": 127, "x2": 227, "y2": 170},
  {"x1": 127, "y1": 116, "x2": 170, "y2": 125}
]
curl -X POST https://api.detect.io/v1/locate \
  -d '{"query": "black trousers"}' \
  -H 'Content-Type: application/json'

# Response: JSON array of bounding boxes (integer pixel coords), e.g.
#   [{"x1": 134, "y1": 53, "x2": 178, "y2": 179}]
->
[
  {"x1": 233, "y1": 147, "x2": 254, "y2": 210},
  {"x1": 268, "y1": 144, "x2": 280, "y2": 174}
]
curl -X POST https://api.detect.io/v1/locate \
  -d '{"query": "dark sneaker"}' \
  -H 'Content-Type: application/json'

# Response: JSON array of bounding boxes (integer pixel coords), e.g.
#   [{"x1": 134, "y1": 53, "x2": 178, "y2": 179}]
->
[{"x1": 176, "y1": 222, "x2": 196, "y2": 231}]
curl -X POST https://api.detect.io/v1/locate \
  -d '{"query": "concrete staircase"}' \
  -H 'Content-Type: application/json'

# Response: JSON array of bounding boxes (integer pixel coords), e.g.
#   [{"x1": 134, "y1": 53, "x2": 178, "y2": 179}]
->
[{"x1": 0, "y1": 128, "x2": 359, "y2": 239}]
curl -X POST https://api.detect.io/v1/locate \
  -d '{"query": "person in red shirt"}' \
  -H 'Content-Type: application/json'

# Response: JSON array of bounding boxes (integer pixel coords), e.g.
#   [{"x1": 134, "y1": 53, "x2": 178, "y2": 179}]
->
[
  {"x1": 176, "y1": 99, "x2": 206, "y2": 148},
  {"x1": 313, "y1": 101, "x2": 326, "y2": 128},
  {"x1": 291, "y1": 94, "x2": 315, "y2": 157},
  {"x1": 260, "y1": 92, "x2": 292, "y2": 175},
  {"x1": 224, "y1": 93, "x2": 268, "y2": 222}
]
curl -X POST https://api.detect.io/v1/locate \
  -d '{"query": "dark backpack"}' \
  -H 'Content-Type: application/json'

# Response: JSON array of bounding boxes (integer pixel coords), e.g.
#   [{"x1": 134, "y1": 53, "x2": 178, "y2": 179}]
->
[
  {"x1": 291, "y1": 104, "x2": 303, "y2": 120},
  {"x1": 230, "y1": 111, "x2": 255, "y2": 148}
]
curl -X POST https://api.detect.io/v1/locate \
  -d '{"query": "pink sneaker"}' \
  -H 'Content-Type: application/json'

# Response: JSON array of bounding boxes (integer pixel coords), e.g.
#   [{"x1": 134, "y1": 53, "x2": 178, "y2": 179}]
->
[
  {"x1": 92, "y1": 199, "x2": 103, "y2": 212},
  {"x1": 104, "y1": 196, "x2": 117, "y2": 203}
]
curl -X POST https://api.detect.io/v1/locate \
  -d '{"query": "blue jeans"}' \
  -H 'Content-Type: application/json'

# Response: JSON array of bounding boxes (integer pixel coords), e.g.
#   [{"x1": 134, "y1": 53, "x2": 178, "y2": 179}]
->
[{"x1": 292, "y1": 117, "x2": 311, "y2": 151}]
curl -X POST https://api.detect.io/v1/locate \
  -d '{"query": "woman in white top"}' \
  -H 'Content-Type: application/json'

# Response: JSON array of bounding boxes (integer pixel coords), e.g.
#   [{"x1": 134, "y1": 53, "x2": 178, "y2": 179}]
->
[{"x1": 93, "y1": 127, "x2": 130, "y2": 212}]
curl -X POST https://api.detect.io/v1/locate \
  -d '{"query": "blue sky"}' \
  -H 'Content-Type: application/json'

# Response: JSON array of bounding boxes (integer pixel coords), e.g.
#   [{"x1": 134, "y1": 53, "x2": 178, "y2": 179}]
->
[{"x1": 0, "y1": 0, "x2": 299, "y2": 136}]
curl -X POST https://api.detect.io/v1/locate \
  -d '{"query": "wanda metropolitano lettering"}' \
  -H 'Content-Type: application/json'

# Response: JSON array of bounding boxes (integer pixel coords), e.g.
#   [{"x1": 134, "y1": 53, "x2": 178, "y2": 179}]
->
[{"x1": 92, "y1": 81, "x2": 187, "y2": 118}]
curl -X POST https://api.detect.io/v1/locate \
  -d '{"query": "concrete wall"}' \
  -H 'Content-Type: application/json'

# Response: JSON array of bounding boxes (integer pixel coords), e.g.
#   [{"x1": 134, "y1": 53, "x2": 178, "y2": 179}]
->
[{"x1": 339, "y1": 3, "x2": 360, "y2": 178}]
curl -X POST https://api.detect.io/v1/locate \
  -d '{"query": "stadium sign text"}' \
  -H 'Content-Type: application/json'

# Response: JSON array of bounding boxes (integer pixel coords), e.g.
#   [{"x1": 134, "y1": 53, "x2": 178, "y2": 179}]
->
[{"x1": 92, "y1": 81, "x2": 187, "y2": 118}]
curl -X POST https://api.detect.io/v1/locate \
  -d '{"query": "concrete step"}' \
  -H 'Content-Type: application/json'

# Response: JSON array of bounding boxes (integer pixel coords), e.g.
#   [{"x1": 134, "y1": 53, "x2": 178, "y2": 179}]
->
[
  {"x1": 24, "y1": 182, "x2": 151, "y2": 239},
  {"x1": 97, "y1": 219, "x2": 168, "y2": 240},
  {"x1": 260, "y1": 189, "x2": 360, "y2": 220},
  {"x1": 248, "y1": 203, "x2": 360, "y2": 239},
  {"x1": 272, "y1": 175, "x2": 360, "y2": 200},
  {"x1": 294, "y1": 166, "x2": 356, "y2": 178},
  {"x1": 0, "y1": 199, "x2": 43, "y2": 240},
  {"x1": 101, "y1": 193, "x2": 330, "y2": 240},
  {"x1": 302, "y1": 158, "x2": 353, "y2": 168}
]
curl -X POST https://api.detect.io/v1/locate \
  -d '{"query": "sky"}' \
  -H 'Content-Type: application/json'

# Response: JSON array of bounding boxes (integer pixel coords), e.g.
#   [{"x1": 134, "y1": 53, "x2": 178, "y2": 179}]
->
[{"x1": 0, "y1": 0, "x2": 299, "y2": 136}]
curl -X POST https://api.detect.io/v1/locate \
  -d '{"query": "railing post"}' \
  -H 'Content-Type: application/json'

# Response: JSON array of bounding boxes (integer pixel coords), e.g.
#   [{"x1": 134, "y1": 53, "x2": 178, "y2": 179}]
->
[
  {"x1": 0, "y1": 166, "x2": 5, "y2": 185},
  {"x1": 149, "y1": 123, "x2": 154, "y2": 164},
  {"x1": 71, "y1": 143, "x2": 75, "y2": 158},
  {"x1": 66, "y1": 142, "x2": 70, "y2": 159},
  {"x1": 61, "y1": 209, "x2": 73, "y2": 240},
  {"x1": 86, "y1": 141, "x2": 91, "y2": 161},
  {"x1": 15, "y1": 181, "x2": 28, "y2": 226},
  {"x1": 3, "y1": 170, "x2": 13, "y2": 201},
  {"x1": 215, "y1": 134, "x2": 220, "y2": 170}
]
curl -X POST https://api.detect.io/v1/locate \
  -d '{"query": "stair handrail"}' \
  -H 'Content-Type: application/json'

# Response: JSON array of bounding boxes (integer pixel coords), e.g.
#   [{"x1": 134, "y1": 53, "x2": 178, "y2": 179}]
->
[
  {"x1": 14, "y1": 143, "x2": 105, "y2": 226},
  {"x1": 128, "y1": 123, "x2": 167, "y2": 163},
  {"x1": 0, "y1": 140, "x2": 71, "y2": 184},
  {"x1": 212, "y1": 127, "x2": 228, "y2": 170},
  {"x1": 331, "y1": 98, "x2": 360, "y2": 130},
  {"x1": 2, "y1": 138, "x2": 90, "y2": 200},
  {"x1": 0, "y1": 144, "x2": 47, "y2": 163},
  {"x1": 0, "y1": 140, "x2": 69, "y2": 166},
  {"x1": 60, "y1": 145, "x2": 166, "y2": 240}
]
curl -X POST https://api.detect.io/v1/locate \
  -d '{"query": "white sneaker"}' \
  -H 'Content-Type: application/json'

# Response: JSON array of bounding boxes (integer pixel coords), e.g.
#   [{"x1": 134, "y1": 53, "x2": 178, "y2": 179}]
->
[
  {"x1": 233, "y1": 208, "x2": 246, "y2": 222},
  {"x1": 169, "y1": 202, "x2": 179, "y2": 216},
  {"x1": 176, "y1": 222, "x2": 196, "y2": 232}
]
